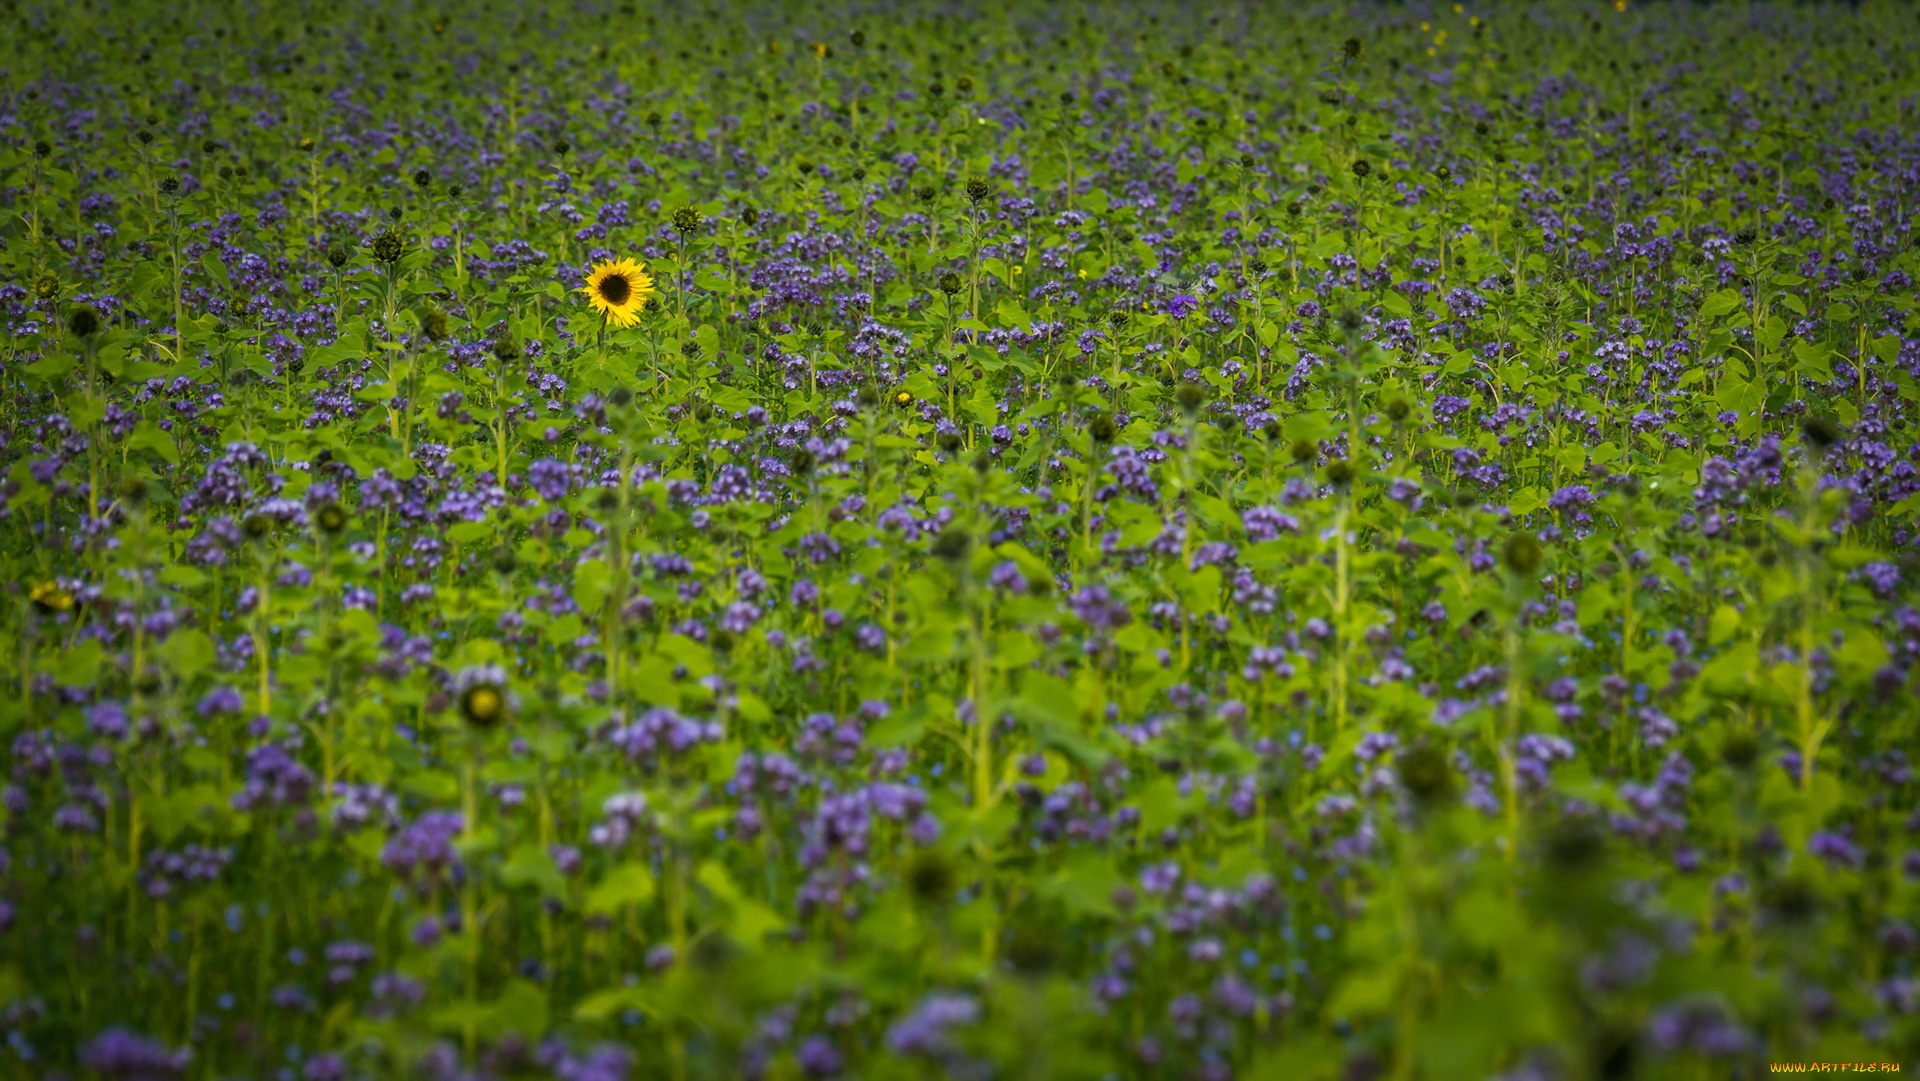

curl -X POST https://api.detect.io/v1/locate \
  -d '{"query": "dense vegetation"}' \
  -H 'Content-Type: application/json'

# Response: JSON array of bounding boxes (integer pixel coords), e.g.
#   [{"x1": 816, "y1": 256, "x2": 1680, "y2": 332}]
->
[{"x1": 2, "y1": 1, "x2": 1918, "y2": 1077}]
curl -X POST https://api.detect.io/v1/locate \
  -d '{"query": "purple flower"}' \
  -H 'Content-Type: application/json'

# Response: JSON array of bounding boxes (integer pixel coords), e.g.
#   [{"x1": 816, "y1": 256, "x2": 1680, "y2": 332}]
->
[
  {"x1": 381, "y1": 811, "x2": 464, "y2": 886},
  {"x1": 82, "y1": 1029, "x2": 190, "y2": 1081},
  {"x1": 796, "y1": 1035, "x2": 844, "y2": 1078},
  {"x1": 196, "y1": 687, "x2": 244, "y2": 718},
  {"x1": 885, "y1": 993, "x2": 979, "y2": 1057},
  {"x1": 1809, "y1": 829, "x2": 1864, "y2": 870}
]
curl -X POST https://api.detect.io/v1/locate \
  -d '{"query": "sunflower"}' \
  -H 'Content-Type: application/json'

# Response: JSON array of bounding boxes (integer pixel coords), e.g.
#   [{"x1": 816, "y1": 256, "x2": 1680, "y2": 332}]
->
[
  {"x1": 29, "y1": 580, "x2": 74, "y2": 615},
  {"x1": 581, "y1": 258, "x2": 655, "y2": 328},
  {"x1": 459, "y1": 683, "x2": 506, "y2": 729}
]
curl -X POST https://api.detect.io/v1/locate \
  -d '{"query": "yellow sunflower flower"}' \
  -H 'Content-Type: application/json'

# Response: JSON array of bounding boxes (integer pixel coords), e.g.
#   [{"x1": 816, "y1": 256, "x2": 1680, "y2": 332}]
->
[
  {"x1": 581, "y1": 258, "x2": 655, "y2": 328},
  {"x1": 29, "y1": 580, "x2": 74, "y2": 615}
]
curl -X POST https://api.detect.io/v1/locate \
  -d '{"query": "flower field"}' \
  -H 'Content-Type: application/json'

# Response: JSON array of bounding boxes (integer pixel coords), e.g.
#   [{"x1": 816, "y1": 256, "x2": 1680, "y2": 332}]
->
[{"x1": 3, "y1": 2, "x2": 1919, "y2": 1077}]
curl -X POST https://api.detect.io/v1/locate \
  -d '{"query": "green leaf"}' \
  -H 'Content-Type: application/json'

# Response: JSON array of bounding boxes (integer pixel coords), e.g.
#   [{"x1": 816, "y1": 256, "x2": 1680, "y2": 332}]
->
[
  {"x1": 1033, "y1": 852, "x2": 1126, "y2": 919},
  {"x1": 128, "y1": 421, "x2": 180, "y2": 465},
  {"x1": 447, "y1": 521, "x2": 493, "y2": 546},
  {"x1": 696, "y1": 861, "x2": 784, "y2": 947},
  {"x1": 430, "y1": 979, "x2": 549, "y2": 1041},
  {"x1": 572, "y1": 559, "x2": 613, "y2": 613},
  {"x1": 1698, "y1": 289, "x2": 1745, "y2": 320},
  {"x1": 996, "y1": 297, "x2": 1032, "y2": 332},
  {"x1": 1132, "y1": 776, "x2": 1201, "y2": 836},
  {"x1": 1328, "y1": 967, "x2": 1396, "y2": 1019},
  {"x1": 22, "y1": 355, "x2": 76, "y2": 382},
  {"x1": 574, "y1": 986, "x2": 660, "y2": 1024},
  {"x1": 1708, "y1": 604, "x2": 1742, "y2": 646},
  {"x1": 1247, "y1": 1034, "x2": 1341, "y2": 1081},
  {"x1": 157, "y1": 629, "x2": 216, "y2": 681},
  {"x1": 1713, "y1": 375, "x2": 1765, "y2": 421},
  {"x1": 498, "y1": 843, "x2": 567, "y2": 898},
  {"x1": 1011, "y1": 672, "x2": 1109, "y2": 767},
  {"x1": 583, "y1": 862, "x2": 655, "y2": 915},
  {"x1": 158, "y1": 565, "x2": 207, "y2": 590},
  {"x1": 202, "y1": 253, "x2": 233, "y2": 292}
]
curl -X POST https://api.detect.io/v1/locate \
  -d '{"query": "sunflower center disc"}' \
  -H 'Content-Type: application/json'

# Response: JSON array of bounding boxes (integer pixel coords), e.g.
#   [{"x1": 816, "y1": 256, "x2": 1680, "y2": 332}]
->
[{"x1": 599, "y1": 273, "x2": 631, "y2": 305}]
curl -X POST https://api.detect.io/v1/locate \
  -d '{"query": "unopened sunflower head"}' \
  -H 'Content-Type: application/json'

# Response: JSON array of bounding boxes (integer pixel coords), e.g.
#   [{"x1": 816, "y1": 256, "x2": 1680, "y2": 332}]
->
[{"x1": 581, "y1": 258, "x2": 655, "y2": 328}]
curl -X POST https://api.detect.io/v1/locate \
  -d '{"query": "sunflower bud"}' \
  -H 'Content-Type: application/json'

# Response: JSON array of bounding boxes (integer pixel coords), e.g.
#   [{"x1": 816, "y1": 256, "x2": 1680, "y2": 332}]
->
[
  {"x1": 1175, "y1": 382, "x2": 1207, "y2": 416},
  {"x1": 671, "y1": 205, "x2": 704, "y2": 233},
  {"x1": 965, "y1": 177, "x2": 990, "y2": 203},
  {"x1": 1718, "y1": 729, "x2": 1761, "y2": 771},
  {"x1": 1324, "y1": 459, "x2": 1355, "y2": 487},
  {"x1": 1003, "y1": 925, "x2": 1058, "y2": 978},
  {"x1": 370, "y1": 232, "x2": 405, "y2": 266},
  {"x1": 1502, "y1": 532, "x2": 1544, "y2": 577},
  {"x1": 1089, "y1": 413, "x2": 1117, "y2": 445},
  {"x1": 326, "y1": 244, "x2": 349, "y2": 269},
  {"x1": 491, "y1": 335, "x2": 521, "y2": 363},
  {"x1": 1396, "y1": 744, "x2": 1454, "y2": 807},
  {"x1": 1542, "y1": 817, "x2": 1607, "y2": 873},
  {"x1": 937, "y1": 272, "x2": 962, "y2": 295},
  {"x1": 1763, "y1": 876, "x2": 1819, "y2": 925},
  {"x1": 1801, "y1": 415, "x2": 1840, "y2": 454},
  {"x1": 905, "y1": 849, "x2": 956, "y2": 908},
  {"x1": 411, "y1": 168, "x2": 431, "y2": 189},
  {"x1": 1385, "y1": 398, "x2": 1412, "y2": 423},
  {"x1": 419, "y1": 307, "x2": 449, "y2": 342},
  {"x1": 931, "y1": 525, "x2": 971, "y2": 563},
  {"x1": 1290, "y1": 438, "x2": 1317, "y2": 464},
  {"x1": 314, "y1": 503, "x2": 349, "y2": 535},
  {"x1": 33, "y1": 276, "x2": 58, "y2": 300},
  {"x1": 67, "y1": 307, "x2": 100, "y2": 338}
]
